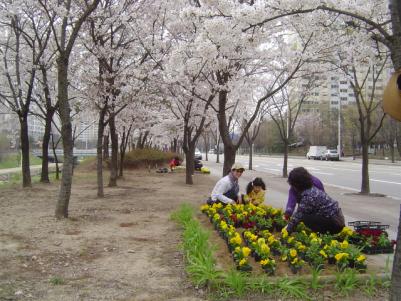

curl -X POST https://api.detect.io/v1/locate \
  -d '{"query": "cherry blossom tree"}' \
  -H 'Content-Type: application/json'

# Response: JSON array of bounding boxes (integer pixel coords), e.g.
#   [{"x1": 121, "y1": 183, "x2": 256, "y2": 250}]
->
[
  {"x1": 268, "y1": 75, "x2": 317, "y2": 177},
  {"x1": 38, "y1": 0, "x2": 101, "y2": 218},
  {"x1": 0, "y1": 1, "x2": 52, "y2": 187}
]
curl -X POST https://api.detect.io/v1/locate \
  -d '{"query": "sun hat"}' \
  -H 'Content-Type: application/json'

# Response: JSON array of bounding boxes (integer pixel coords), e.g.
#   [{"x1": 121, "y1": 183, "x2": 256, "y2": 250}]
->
[
  {"x1": 231, "y1": 163, "x2": 245, "y2": 171},
  {"x1": 383, "y1": 71, "x2": 401, "y2": 121}
]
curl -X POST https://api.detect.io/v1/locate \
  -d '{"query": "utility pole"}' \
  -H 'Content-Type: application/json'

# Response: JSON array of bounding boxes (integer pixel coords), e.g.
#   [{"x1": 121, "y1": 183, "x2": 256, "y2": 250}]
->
[{"x1": 338, "y1": 100, "x2": 342, "y2": 159}]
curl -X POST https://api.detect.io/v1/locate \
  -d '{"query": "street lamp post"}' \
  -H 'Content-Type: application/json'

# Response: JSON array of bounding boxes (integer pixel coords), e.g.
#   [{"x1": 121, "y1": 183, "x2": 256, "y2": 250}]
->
[{"x1": 338, "y1": 100, "x2": 342, "y2": 159}]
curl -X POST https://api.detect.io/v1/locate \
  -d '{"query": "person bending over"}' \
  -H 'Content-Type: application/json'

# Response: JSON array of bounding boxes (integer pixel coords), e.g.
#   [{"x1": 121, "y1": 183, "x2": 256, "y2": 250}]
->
[
  {"x1": 208, "y1": 163, "x2": 245, "y2": 205},
  {"x1": 284, "y1": 170, "x2": 324, "y2": 220},
  {"x1": 285, "y1": 167, "x2": 345, "y2": 234},
  {"x1": 243, "y1": 177, "x2": 266, "y2": 206}
]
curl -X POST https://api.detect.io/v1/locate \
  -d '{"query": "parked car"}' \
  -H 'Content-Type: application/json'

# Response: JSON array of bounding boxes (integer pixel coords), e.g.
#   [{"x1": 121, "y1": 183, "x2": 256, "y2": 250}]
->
[
  {"x1": 306, "y1": 146, "x2": 327, "y2": 160},
  {"x1": 324, "y1": 149, "x2": 340, "y2": 161},
  {"x1": 195, "y1": 148, "x2": 202, "y2": 160}
]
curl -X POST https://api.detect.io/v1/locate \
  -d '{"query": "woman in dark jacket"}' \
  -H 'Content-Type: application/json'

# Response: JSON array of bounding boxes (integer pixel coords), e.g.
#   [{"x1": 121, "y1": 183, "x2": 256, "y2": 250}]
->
[{"x1": 286, "y1": 167, "x2": 345, "y2": 234}]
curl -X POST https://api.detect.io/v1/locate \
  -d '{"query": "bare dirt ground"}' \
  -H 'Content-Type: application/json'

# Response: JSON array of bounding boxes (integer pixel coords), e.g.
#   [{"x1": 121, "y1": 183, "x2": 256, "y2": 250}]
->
[
  {"x1": 0, "y1": 167, "x2": 214, "y2": 301},
  {"x1": 0, "y1": 166, "x2": 390, "y2": 301}
]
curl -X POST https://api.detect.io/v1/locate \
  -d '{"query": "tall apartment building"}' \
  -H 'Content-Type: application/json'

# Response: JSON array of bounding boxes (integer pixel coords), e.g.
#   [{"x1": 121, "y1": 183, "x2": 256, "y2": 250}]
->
[{"x1": 300, "y1": 66, "x2": 390, "y2": 113}]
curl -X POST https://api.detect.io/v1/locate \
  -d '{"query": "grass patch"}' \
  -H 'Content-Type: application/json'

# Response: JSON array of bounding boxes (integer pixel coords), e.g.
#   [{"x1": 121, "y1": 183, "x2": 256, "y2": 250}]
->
[
  {"x1": 0, "y1": 153, "x2": 42, "y2": 169},
  {"x1": 49, "y1": 276, "x2": 65, "y2": 285},
  {"x1": 171, "y1": 204, "x2": 222, "y2": 288},
  {"x1": 0, "y1": 170, "x2": 58, "y2": 189}
]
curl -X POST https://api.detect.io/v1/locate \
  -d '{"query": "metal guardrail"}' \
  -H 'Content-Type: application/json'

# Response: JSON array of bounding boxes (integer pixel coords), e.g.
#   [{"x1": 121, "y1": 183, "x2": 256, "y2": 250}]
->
[{"x1": 32, "y1": 149, "x2": 98, "y2": 157}]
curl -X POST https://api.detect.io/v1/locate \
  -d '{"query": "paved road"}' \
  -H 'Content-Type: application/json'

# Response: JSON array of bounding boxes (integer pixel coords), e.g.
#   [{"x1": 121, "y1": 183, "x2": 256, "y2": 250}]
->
[
  {"x1": 207, "y1": 154, "x2": 401, "y2": 201},
  {"x1": 202, "y1": 154, "x2": 400, "y2": 240}
]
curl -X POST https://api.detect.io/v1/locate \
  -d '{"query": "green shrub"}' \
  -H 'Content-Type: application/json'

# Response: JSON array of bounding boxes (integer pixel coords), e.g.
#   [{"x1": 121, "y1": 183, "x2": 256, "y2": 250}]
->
[{"x1": 123, "y1": 148, "x2": 179, "y2": 168}]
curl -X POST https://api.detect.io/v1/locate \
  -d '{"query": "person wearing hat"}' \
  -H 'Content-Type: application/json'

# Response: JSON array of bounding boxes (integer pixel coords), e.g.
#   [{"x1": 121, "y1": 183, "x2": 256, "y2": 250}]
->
[{"x1": 208, "y1": 163, "x2": 245, "y2": 205}]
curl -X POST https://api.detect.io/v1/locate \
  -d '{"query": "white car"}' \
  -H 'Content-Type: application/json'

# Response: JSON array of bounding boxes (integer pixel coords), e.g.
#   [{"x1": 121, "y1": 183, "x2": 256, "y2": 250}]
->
[
  {"x1": 324, "y1": 149, "x2": 340, "y2": 161},
  {"x1": 306, "y1": 146, "x2": 327, "y2": 160},
  {"x1": 195, "y1": 148, "x2": 202, "y2": 160}
]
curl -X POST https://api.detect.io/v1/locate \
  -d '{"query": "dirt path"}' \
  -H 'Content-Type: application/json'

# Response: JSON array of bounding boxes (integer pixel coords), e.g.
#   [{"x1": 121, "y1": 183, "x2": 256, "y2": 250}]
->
[{"x1": 0, "y1": 168, "x2": 214, "y2": 301}]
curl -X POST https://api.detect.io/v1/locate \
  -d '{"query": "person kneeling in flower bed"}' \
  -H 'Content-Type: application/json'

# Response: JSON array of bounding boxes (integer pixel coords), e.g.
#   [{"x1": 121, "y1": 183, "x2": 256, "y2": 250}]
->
[
  {"x1": 207, "y1": 163, "x2": 245, "y2": 205},
  {"x1": 285, "y1": 167, "x2": 345, "y2": 235},
  {"x1": 242, "y1": 177, "x2": 266, "y2": 206}
]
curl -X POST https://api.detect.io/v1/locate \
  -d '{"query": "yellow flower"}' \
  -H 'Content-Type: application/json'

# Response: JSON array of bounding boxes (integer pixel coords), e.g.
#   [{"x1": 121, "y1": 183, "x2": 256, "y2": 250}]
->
[
  {"x1": 261, "y1": 244, "x2": 270, "y2": 254},
  {"x1": 242, "y1": 247, "x2": 251, "y2": 257},
  {"x1": 330, "y1": 240, "x2": 339, "y2": 247},
  {"x1": 260, "y1": 259, "x2": 269, "y2": 266},
  {"x1": 335, "y1": 252, "x2": 349, "y2": 262},
  {"x1": 291, "y1": 257, "x2": 299, "y2": 265},
  {"x1": 281, "y1": 255, "x2": 287, "y2": 261},
  {"x1": 309, "y1": 232, "x2": 318, "y2": 240},
  {"x1": 319, "y1": 250, "x2": 328, "y2": 258},
  {"x1": 268, "y1": 236, "x2": 276, "y2": 245},
  {"x1": 290, "y1": 249, "x2": 297, "y2": 258},
  {"x1": 239, "y1": 258, "x2": 247, "y2": 266},
  {"x1": 250, "y1": 234, "x2": 258, "y2": 242},
  {"x1": 340, "y1": 227, "x2": 354, "y2": 236},
  {"x1": 287, "y1": 237, "x2": 295, "y2": 244},
  {"x1": 216, "y1": 203, "x2": 223, "y2": 209},
  {"x1": 234, "y1": 246, "x2": 241, "y2": 253},
  {"x1": 357, "y1": 255, "x2": 366, "y2": 262},
  {"x1": 230, "y1": 235, "x2": 242, "y2": 246},
  {"x1": 340, "y1": 240, "x2": 349, "y2": 249},
  {"x1": 297, "y1": 244, "x2": 306, "y2": 252},
  {"x1": 200, "y1": 204, "x2": 209, "y2": 211},
  {"x1": 257, "y1": 238, "x2": 266, "y2": 245},
  {"x1": 281, "y1": 228, "x2": 288, "y2": 239}
]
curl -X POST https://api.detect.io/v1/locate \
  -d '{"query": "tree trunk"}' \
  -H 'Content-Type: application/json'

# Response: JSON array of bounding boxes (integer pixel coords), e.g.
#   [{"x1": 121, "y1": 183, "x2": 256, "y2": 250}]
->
[
  {"x1": 119, "y1": 129, "x2": 125, "y2": 178},
  {"x1": 108, "y1": 113, "x2": 118, "y2": 187},
  {"x1": 96, "y1": 108, "x2": 106, "y2": 197},
  {"x1": 51, "y1": 134, "x2": 60, "y2": 180},
  {"x1": 40, "y1": 111, "x2": 54, "y2": 183},
  {"x1": 103, "y1": 134, "x2": 109, "y2": 159},
  {"x1": 390, "y1": 206, "x2": 401, "y2": 301},
  {"x1": 360, "y1": 141, "x2": 370, "y2": 194},
  {"x1": 388, "y1": 3, "x2": 401, "y2": 300},
  {"x1": 185, "y1": 144, "x2": 195, "y2": 185},
  {"x1": 20, "y1": 116, "x2": 32, "y2": 187},
  {"x1": 216, "y1": 135, "x2": 221, "y2": 163},
  {"x1": 283, "y1": 140, "x2": 289, "y2": 178},
  {"x1": 55, "y1": 57, "x2": 74, "y2": 219},
  {"x1": 172, "y1": 138, "x2": 177, "y2": 153},
  {"x1": 390, "y1": 144, "x2": 395, "y2": 163},
  {"x1": 223, "y1": 145, "x2": 236, "y2": 176},
  {"x1": 248, "y1": 142, "x2": 253, "y2": 170}
]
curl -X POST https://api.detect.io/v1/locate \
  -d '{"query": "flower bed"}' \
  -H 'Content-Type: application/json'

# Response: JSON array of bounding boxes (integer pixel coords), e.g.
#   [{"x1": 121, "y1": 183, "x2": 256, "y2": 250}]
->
[{"x1": 200, "y1": 203, "x2": 374, "y2": 275}]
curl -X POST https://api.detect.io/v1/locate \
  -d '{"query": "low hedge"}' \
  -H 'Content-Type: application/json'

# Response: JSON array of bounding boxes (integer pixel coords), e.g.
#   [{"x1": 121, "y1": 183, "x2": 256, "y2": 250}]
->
[{"x1": 123, "y1": 148, "x2": 180, "y2": 168}]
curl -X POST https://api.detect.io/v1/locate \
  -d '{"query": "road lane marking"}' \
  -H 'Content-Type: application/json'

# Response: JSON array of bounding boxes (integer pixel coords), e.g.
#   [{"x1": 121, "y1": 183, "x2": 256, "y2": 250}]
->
[
  {"x1": 312, "y1": 172, "x2": 334, "y2": 175},
  {"x1": 325, "y1": 184, "x2": 359, "y2": 192},
  {"x1": 371, "y1": 179, "x2": 401, "y2": 185}
]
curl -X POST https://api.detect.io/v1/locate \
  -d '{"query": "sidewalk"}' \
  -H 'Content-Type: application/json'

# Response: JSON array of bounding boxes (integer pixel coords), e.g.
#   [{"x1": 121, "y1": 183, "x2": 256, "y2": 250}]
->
[{"x1": 0, "y1": 164, "x2": 60, "y2": 181}]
